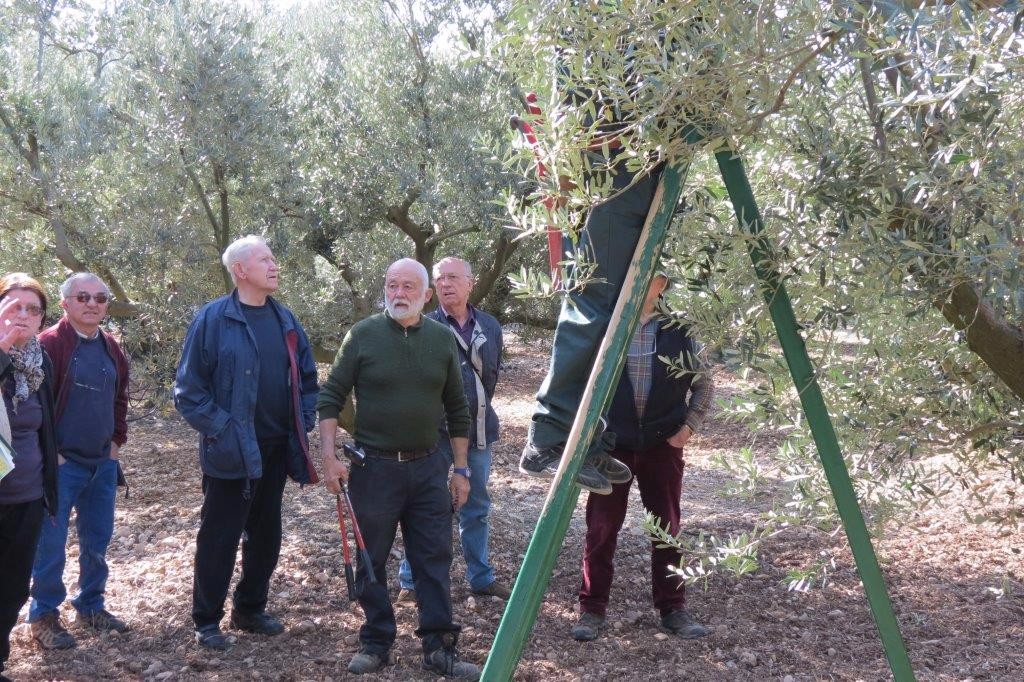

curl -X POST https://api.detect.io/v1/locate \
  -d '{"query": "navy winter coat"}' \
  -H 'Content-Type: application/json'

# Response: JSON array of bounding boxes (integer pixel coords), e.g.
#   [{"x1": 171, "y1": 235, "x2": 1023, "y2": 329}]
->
[{"x1": 174, "y1": 291, "x2": 319, "y2": 484}]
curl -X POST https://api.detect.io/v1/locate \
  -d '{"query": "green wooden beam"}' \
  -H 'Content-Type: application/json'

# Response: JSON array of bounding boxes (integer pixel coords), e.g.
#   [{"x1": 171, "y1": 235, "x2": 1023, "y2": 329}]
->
[
  {"x1": 714, "y1": 148, "x2": 915, "y2": 681},
  {"x1": 480, "y1": 157, "x2": 694, "y2": 680}
]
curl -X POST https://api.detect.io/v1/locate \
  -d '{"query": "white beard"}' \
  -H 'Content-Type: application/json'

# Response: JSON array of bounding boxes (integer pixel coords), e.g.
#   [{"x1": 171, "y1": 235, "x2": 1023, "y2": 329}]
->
[{"x1": 385, "y1": 296, "x2": 425, "y2": 321}]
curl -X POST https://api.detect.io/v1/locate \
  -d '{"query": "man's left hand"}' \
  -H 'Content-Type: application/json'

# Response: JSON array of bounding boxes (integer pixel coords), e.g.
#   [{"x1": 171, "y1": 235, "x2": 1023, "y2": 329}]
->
[
  {"x1": 110, "y1": 443, "x2": 120, "y2": 461},
  {"x1": 450, "y1": 473, "x2": 470, "y2": 512},
  {"x1": 667, "y1": 425, "x2": 693, "y2": 449}
]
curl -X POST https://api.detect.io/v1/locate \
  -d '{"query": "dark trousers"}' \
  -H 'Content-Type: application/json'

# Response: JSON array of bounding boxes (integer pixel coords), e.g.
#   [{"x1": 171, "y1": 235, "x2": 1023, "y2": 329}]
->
[
  {"x1": 0, "y1": 497, "x2": 45, "y2": 672},
  {"x1": 579, "y1": 443, "x2": 686, "y2": 617},
  {"x1": 192, "y1": 438, "x2": 288, "y2": 629},
  {"x1": 531, "y1": 167, "x2": 664, "y2": 449},
  {"x1": 348, "y1": 448, "x2": 459, "y2": 656}
]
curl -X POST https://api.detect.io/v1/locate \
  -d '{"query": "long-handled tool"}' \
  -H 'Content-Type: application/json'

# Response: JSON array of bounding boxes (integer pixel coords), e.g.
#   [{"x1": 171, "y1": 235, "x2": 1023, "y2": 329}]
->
[
  {"x1": 509, "y1": 92, "x2": 564, "y2": 289},
  {"x1": 338, "y1": 444, "x2": 377, "y2": 587},
  {"x1": 334, "y1": 494, "x2": 357, "y2": 601}
]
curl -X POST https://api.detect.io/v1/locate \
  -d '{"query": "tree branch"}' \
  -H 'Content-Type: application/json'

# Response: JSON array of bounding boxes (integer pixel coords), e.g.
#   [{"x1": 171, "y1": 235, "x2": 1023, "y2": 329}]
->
[{"x1": 934, "y1": 281, "x2": 1024, "y2": 402}]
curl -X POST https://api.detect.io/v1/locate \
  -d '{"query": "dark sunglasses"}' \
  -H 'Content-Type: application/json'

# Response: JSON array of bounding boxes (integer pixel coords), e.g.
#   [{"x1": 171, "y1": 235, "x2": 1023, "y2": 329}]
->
[{"x1": 75, "y1": 292, "x2": 111, "y2": 304}]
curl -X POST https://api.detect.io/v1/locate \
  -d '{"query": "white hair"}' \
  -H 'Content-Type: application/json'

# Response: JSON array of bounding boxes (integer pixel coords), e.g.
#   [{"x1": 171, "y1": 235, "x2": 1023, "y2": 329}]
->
[
  {"x1": 387, "y1": 258, "x2": 429, "y2": 290},
  {"x1": 221, "y1": 235, "x2": 268, "y2": 284},
  {"x1": 60, "y1": 272, "x2": 109, "y2": 300},
  {"x1": 432, "y1": 257, "x2": 472, "y2": 280}
]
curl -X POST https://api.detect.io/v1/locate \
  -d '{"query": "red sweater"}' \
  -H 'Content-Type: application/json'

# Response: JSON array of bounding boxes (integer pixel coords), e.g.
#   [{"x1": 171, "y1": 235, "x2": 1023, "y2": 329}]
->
[{"x1": 38, "y1": 317, "x2": 130, "y2": 447}]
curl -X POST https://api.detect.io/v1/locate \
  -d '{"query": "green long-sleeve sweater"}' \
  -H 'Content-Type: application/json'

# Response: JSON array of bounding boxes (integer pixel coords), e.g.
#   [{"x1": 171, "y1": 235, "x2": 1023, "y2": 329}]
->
[{"x1": 317, "y1": 313, "x2": 471, "y2": 451}]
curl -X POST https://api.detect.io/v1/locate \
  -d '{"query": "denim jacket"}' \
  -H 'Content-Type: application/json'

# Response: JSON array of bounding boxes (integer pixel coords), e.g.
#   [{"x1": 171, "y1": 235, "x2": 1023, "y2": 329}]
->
[{"x1": 173, "y1": 291, "x2": 319, "y2": 484}]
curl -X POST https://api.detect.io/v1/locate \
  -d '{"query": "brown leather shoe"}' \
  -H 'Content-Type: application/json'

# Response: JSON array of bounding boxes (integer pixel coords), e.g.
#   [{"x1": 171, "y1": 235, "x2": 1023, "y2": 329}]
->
[
  {"x1": 472, "y1": 580, "x2": 512, "y2": 600},
  {"x1": 77, "y1": 609, "x2": 130, "y2": 634},
  {"x1": 31, "y1": 613, "x2": 76, "y2": 650}
]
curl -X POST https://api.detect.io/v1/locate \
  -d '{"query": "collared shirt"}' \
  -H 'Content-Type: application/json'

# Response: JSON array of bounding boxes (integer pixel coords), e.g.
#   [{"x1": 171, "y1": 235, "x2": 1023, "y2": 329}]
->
[
  {"x1": 626, "y1": 317, "x2": 714, "y2": 433},
  {"x1": 626, "y1": 318, "x2": 658, "y2": 420},
  {"x1": 440, "y1": 304, "x2": 477, "y2": 348}
]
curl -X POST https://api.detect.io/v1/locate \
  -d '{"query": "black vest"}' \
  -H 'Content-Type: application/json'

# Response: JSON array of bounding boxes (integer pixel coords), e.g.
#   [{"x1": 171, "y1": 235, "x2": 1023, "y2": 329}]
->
[{"x1": 608, "y1": 321, "x2": 695, "y2": 451}]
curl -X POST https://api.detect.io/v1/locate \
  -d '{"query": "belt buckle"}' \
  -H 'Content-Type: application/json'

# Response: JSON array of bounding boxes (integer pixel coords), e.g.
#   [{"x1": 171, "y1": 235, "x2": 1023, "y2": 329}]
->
[{"x1": 398, "y1": 450, "x2": 413, "y2": 463}]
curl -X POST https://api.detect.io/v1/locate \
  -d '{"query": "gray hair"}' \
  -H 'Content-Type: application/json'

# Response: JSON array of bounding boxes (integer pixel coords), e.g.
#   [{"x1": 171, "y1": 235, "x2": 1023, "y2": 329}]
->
[
  {"x1": 221, "y1": 235, "x2": 268, "y2": 284},
  {"x1": 387, "y1": 258, "x2": 430, "y2": 291},
  {"x1": 60, "y1": 272, "x2": 109, "y2": 300},
  {"x1": 432, "y1": 257, "x2": 473, "y2": 280}
]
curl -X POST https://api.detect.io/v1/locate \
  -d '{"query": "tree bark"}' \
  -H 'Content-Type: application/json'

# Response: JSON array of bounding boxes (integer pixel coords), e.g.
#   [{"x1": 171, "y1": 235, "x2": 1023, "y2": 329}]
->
[
  {"x1": 471, "y1": 230, "x2": 519, "y2": 306},
  {"x1": 935, "y1": 282, "x2": 1024, "y2": 402}
]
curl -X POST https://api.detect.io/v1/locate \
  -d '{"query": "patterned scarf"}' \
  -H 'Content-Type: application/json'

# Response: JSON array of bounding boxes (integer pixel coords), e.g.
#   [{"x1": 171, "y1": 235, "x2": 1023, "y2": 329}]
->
[{"x1": 6, "y1": 337, "x2": 44, "y2": 411}]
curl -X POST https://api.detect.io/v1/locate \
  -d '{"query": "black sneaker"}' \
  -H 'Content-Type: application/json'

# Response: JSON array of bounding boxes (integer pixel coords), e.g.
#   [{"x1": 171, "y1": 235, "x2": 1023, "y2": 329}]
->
[
  {"x1": 575, "y1": 461, "x2": 613, "y2": 495},
  {"x1": 348, "y1": 649, "x2": 389, "y2": 674},
  {"x1": 571, "y1": 611, "x2": 605, "y2": 641},
  {"x1": 195, "y1": 624, "x2": 235, "y2": 650},
  {"x1": 423, "y1": 647, "x2": 480, "y2": 680},
  {"x1": 230, "y1": 610, "x2": 285, "y2": 636},
  {"x1": 593, "y1": 453, "x2": 632, "y2": 485},
  {"x1": 519, "y1": 442, "x2": 560, "y2": 477},
  {"x1": 661, "y1": 609, "x2": 710, "y2": 639}
]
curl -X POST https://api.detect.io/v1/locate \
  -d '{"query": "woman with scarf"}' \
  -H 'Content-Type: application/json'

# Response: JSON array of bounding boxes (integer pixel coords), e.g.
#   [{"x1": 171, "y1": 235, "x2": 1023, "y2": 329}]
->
[{"x1": 0, "y1": 273, "x2": 58, "y2": 682}]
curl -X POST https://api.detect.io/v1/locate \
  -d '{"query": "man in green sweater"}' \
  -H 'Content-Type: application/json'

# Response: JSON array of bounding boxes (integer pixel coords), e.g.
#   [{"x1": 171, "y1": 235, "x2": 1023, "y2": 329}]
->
[{"x1": 318, "y1": 258, "x2": 477, "y2": 680}]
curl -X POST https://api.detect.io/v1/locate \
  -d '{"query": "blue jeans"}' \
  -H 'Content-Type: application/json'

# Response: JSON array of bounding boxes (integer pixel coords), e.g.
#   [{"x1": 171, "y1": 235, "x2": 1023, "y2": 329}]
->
[
  {"x1": 29, "y1": 458, "x2": 118, "y2": 621},
  {"x1": 399, "y1": 441, "x2": 495, "y2": 592}
]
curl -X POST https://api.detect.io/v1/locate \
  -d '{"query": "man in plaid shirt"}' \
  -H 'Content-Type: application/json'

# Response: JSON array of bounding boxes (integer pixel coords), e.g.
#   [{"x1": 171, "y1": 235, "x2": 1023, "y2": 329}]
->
[{"x1": 571, "y1": 273, "x2": 715, "y2": 642}]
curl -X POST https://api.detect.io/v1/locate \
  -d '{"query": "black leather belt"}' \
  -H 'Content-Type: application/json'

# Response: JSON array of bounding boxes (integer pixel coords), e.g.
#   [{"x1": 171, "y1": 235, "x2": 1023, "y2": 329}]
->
[{"x1": 358, "y1": 445, "x2": 433, "y2": 462}]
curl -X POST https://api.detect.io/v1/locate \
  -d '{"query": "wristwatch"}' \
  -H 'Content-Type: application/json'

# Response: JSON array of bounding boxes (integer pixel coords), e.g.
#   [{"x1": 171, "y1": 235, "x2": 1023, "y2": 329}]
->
[{"x1": 453, "y1": 467, "x2": 472, "y2": 479}]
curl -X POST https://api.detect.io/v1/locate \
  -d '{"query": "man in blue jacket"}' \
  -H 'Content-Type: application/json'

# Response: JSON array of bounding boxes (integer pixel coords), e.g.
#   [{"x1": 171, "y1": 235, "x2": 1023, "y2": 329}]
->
[
  {"x1": 397, "y1": 257, "x2": 511, "y2": 602},
  {"x1": 174, "y1": 235, "x2": 319, "y2": 650}
]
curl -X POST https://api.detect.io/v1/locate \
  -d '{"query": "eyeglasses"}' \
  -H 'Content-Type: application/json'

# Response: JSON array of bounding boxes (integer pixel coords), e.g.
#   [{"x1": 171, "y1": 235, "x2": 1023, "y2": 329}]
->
[
  {"x1": 74, "y1": 292, "x2": 110, "y2": 305},
  {"x1": 13, "y1": 304, "x2": 44, "y2": 317}
]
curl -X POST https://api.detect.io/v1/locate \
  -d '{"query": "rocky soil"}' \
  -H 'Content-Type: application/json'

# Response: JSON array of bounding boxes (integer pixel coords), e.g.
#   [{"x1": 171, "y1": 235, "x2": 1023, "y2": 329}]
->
[{"x1": 6, "y1": 329, "x2": 1023, "y2": 681}]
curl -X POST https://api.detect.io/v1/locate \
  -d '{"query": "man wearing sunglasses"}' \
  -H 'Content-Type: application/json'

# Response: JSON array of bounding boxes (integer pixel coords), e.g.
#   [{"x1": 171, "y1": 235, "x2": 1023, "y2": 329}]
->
[{"x1": 29, "y1": 273, "x2": 131, "y2": 649}]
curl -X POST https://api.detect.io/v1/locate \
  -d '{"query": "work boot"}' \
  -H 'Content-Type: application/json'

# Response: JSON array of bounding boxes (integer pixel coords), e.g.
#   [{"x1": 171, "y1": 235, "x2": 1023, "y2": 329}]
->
[
  {"x1": 661, "y1": 609, "x2": 710, "y2": 639},
  {"x1": 396, "y1": 588, "x2": 417, "y2": 604},
  {"x1": 472, "y1": 580, "x2": 512, "y2": 600},
  {"x1": 230, "y1": 610, "x2": 285, "y2": 636},
  {"x1": 31, "y1": 612, "x2": 76, "y2": 650},
  {"x1": 348, "y1": 649, "x2": 388, "y2": 674},
  {"x1": 77, "y1": 609, "x2": 130, "y2": 634},
  {"x1": 195, "y1": 624, "x2": 235, "y2": 650},
  {"x1": 423, "y1": 646, "x2": 480, "y2": 680},
  {"x1": 571, "y1": 612, "x2": 605, "y2": 641}
]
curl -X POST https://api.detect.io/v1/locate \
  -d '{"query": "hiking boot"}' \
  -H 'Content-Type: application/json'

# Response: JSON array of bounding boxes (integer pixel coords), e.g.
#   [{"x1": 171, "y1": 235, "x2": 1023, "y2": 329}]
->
[
  {"x1": 230, "y1": 610, "x2": 285, "y2": 636},
  {"x1": 31, "y1": 612, "x2": 76, "y2": 650},
  {"x1": 77, "y1": 609, "x2": 130, "y2": 634},
  {"x1": 396, "y1": 588, "x2": 417, "y2": 604},
  {"x1": 661, "y1": 609, "x2": 710, "y2": 639},
  {"x1": 348, "y1": 649, "x2": 388, "y2": 674},
  {"x1": 195, "y1": 624, "x2": 235, "y2": 650},
  {"x1": 593, "y1": 453, "x2": 632, "y2": 485},
  {"x1": 571, "y1": 612, "x2": 605, "y2": 641},
  {"x1": 472, "y1": 580, "x2": 512, "y2": 600},
  {"x1": 423, "y1": 646, "x2": 480, "y2": 680}
]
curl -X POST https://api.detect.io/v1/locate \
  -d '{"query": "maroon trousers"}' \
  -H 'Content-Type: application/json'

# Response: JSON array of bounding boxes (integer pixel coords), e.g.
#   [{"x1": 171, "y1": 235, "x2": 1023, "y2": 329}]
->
[{"x1": 578, "y1": 442, "x2": 686, "y2": 617}]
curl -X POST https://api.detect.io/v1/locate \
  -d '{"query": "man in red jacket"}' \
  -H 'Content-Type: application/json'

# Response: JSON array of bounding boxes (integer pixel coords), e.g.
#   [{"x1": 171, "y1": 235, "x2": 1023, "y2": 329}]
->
[{"x1": 29, "y1": 272, "x2": 130, "y2": 650}]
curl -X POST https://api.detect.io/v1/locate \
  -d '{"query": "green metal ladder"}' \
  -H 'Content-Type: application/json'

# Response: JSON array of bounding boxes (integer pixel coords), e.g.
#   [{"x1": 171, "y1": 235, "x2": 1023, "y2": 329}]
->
[{"x1": 480, "y1": 146, "x2": 915, "y2": 681}]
